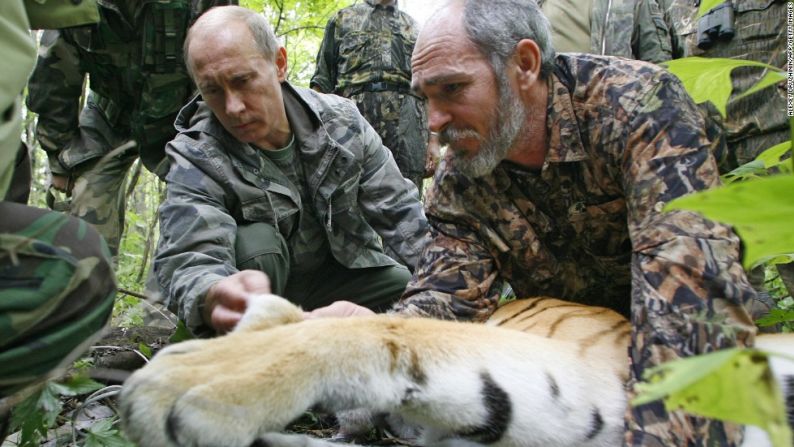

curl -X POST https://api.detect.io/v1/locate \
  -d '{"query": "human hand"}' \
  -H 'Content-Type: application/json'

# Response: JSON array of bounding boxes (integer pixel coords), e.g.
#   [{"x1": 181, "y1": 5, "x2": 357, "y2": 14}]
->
[
  {"x1": 423, "y1": 132, "x2": 441, "y2": 178},
  {"x1": 204, "y1": 270, "x2": 271, "y2": 333},
  {"x1": 50, "y1": 174, "x2": 73, "y2": 194},
  {"x1": 304, "y1": 300, "x2": 375, "y2": 319}
]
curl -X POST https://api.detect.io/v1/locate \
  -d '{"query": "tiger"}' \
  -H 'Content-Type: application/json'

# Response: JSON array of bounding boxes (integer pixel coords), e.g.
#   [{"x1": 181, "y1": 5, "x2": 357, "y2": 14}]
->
[{"x1": 119, "y1": 294, "x2": 794, "y2": 447}]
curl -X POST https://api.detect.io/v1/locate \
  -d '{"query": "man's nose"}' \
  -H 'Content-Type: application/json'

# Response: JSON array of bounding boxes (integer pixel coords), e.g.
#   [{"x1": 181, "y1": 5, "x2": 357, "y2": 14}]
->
[
  {"x1": 225, "y1": 91, "x2": 245, "y2": 116},
  {"x1": 427, "y1": 100, "x2": 451, "y2": 134}
]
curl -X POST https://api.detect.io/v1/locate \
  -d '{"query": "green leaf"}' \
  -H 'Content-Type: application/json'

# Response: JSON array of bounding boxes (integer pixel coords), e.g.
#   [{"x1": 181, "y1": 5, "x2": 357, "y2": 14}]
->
[
  {"x1": 756, "y1": 308, "x2": 794, "y2": 327},
  {"x1": 664, "y1": 175, "x2": 794, "y2": 269},
  {"x1": 755, "y1": 141, "x2": 792, "y2": 171},
  {"x1": 170, "y1": 320, "x2": 195, "y2": 344},
  {"x1": 697, "y1": 0, "x2": 724, "y2": 17},
  {"x1": 633, "y1": 349, "x2": 792, "y2": 447},
  {"x1": 721, "y1": 141, "x2": 792, "y2": 184},
  {"x1": 9, "y1": 389, "x2": 50, "y2": 446},
  {"x1": 735, "y1": 70, "x2": 787, "y2": 101},
  {"x1": 83, "y1": 418, "x2": 135, "y2": 447},
  {"x1": 721, "y1": 159, "x2": 766, "y2": 184},
  {"x1": 54, "y1": 374, "x2": 104, "y2": 396},
  {"x1": 662, "y1": 57, "x2": 784, "y2": 118},
  {"x1": 137, "y1": 342, "x2": 153, "y2": 359}
]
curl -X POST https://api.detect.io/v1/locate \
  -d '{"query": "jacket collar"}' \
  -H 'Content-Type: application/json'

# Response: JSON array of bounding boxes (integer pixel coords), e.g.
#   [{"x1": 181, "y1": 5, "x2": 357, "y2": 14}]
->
[
  {"x1": 543, "y1": 74, "x2": 588, "y2": 164},
  {"x1": 282, "y1": 82, "x2": 321, "y2": 150}
]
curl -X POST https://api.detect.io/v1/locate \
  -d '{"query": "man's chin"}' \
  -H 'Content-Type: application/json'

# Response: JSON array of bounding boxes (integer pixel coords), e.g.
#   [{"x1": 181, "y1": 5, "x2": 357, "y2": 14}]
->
[{"x1": 452, "y1": 156, "x2": 498, "y2": 178}]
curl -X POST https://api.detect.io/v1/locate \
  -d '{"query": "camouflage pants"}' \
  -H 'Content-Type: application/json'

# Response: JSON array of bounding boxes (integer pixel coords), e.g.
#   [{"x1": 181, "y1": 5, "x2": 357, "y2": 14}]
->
[
  {"x1": 236, "y1": 222, "x2": 410, "y2": 311},
  {"x1": 4, "y1": 142, "x2": 31, "y2": 205},
  {"x1": 348, "y1": 90, "x2": 428, "y2": 192},
  {"x1": 58, "y1": 143, "x2": 140, "y2": 257},
  {"x1": 49, "y1": 102, "x2": 155, "y2": 256},
  {"x1": 0, "y1": 202, "x2": 116, "y2": 400}
]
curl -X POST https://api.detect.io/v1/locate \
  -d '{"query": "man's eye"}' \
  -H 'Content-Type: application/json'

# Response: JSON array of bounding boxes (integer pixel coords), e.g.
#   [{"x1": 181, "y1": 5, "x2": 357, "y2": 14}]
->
[
  {"x1": 442, "y1": 83, "x2": 462, "y2": 95},
  {"x1": 202, "y1": 86, "x2": 220, "y2": 96}
]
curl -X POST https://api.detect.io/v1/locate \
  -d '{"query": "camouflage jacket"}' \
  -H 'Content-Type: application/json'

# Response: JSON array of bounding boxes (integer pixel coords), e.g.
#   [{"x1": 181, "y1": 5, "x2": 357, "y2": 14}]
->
[
  {"x1": 658, "y1": 0, "x2": 788, "y2": 166},
  {"x1": 396, "y1": 54, "x2": 757, "y2": 446},
  {"x1": 155, "y1": 83, "x2": 428, "y2": 333},
  {"x1": 26, "y1": 0, "x2": 234, "y2": 175},
  {"x1": 539, "y1": 0, "x2": 671, "y2": 63},
  {"x1": 0, "y1": 0, "x2": 99, "y2": 199},
  {"x1": 310, "y1": 0, "x2": 418, "y2": 95}
]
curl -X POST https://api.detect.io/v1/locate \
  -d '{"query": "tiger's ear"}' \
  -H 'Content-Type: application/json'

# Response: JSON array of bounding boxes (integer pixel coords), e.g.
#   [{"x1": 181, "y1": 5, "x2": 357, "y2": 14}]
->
[{"x1": 233, "y1": 294, "x2": 304, "y2": 333}]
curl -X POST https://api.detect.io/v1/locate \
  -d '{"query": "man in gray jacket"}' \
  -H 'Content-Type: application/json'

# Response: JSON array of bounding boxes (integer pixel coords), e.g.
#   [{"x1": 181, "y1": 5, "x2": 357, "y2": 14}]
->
[{"x1": 154, "y1": 6, "x2": 428, "y2": 336}]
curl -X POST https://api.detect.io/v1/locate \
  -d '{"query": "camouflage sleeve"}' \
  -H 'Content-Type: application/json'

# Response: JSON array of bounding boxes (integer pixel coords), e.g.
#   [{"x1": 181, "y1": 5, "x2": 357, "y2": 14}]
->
[
  {"x1": 631, "y1": 0, "x2": 673, "y2": 63},
  {"x1": 309, "y1": 15, "x2": 338, "y2": 93},
  {"x1": 26, "y1": 29, "x2": 85, "y2": 174},
  {"x1": 0, "y1": 202, "x2": 116, "y2": 398},
  {"x1": 392, "y1": 162, "x2": 503, "y2": 321},
  {"x1": 352, "y1": 107, "x2": 430, "y2": 270},
  {"x1": 620, "y1": 69, "x2": 757, "y2": 446},
  {"x1": 154, "y1": 139, "x2": 239, "y2": 336}
]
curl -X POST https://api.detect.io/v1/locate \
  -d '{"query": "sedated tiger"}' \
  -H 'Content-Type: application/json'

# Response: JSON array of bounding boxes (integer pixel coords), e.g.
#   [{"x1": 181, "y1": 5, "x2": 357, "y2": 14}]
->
[{"x1": 120, "y1": 294, "x2": 794, "y2": 447}]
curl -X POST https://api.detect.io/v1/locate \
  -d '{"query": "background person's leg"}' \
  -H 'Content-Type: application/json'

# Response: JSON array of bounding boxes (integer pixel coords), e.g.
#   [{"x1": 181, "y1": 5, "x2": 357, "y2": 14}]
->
[{"x1": 285, "y1": 257, "x2": 410, "y2": 312}]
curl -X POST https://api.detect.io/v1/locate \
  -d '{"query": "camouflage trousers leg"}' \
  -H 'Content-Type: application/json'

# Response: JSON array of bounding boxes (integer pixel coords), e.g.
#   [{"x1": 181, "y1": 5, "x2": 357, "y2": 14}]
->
[
  {"x1": 236, "y1": 222, "x2": 410, "y2": 312},
  {"x1": 350, "y1": 91, "x2": 428, "y2": 194},
  {"x1": 4, "y1": 142, "x2": 31, "y2": 204},
  {"x1": 0, "y1": 202, "x2": 116, "y2": 401},
  {"x1": 69, "y1": 144, "x2": 139, "y2": 256}
]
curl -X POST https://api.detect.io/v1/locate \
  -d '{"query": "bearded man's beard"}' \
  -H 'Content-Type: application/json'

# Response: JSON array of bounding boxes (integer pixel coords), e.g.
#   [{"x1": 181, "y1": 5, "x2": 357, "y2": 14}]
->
[{"x1": 440, "y1": 73, "x2": 528, "y2": 178}]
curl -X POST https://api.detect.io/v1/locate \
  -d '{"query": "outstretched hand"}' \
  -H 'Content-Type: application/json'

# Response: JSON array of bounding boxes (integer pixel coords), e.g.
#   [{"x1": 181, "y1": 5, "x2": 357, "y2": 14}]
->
[{"x1": 204, "y1": 270, "x2": 271, "y2": 333}]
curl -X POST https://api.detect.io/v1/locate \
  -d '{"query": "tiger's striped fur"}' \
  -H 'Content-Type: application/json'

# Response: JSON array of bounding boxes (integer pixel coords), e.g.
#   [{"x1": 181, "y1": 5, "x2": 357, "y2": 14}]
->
[{"x1": 120, "y1": 294, "x2": 793, "y2": 447}]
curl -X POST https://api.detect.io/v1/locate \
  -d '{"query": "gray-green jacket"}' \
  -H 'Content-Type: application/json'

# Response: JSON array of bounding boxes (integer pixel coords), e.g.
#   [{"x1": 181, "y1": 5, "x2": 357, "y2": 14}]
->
[
  {"x1": 155, "y1": 83, "x2": 428, "y2": 332},
  {"x1": 592, "y1": 0, "x2": 671, "y2": 62},
  {"x1": 540, "y1": 0, "x2": 671, "y2": 62}
]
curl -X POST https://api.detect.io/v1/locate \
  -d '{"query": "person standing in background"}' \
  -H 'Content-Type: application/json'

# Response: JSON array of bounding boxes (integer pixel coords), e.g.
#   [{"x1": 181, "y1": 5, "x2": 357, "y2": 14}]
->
[
  {"x1": 539, "y1": 0, "x2": 672, "y2": 62},
  {"x1": 26, "y1": 0, "x2": 236, "y2": 256},
  {"x1": 311, "y1": 0, "x2": 431, "y2": 193}
]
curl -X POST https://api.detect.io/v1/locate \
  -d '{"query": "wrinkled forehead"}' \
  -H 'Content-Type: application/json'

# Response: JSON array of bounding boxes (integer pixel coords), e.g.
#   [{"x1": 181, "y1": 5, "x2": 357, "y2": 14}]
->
[{"x1": 411, "y1": 22, "x2": 487, "y2": 94}]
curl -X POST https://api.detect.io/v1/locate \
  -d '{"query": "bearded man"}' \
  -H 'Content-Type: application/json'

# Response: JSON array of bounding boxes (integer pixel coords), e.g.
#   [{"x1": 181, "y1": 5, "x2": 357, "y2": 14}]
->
[{"x1": 312, "y1": 0, "x2": 768, "y2": 445}]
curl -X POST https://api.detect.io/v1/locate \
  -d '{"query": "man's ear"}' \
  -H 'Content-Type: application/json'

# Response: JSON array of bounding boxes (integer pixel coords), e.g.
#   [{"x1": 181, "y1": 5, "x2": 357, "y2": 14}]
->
[
  {"x1": 514, "y1": 39, "x2": 542, "y2": 91},
  {"x1": 276, "y1": 46, "x2": 288, "y2": 81}
]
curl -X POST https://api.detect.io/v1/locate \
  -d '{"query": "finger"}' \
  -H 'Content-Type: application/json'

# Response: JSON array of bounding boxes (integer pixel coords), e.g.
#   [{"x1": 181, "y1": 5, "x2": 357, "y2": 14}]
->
[
  {"x1": 211, "y1": 305, "x2": 244, "y2": 333},
  {"x1": 238, "y1": 270, "x2": 272, "y2": 294}
]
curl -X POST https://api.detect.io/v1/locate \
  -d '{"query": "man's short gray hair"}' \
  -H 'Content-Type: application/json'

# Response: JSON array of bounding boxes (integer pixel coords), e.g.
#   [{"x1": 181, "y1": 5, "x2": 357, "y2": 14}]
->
[
  {"x1": 462, "y1": 0, "x2": 555, "y2": 79},
  {"x1": 184, "y1": 6, "x2": 280, "y2": 80}
]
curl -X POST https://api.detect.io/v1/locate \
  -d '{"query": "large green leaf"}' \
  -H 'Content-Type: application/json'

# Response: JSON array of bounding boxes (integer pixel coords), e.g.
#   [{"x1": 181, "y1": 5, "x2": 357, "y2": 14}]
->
[
  {"x1": 722, "y1": 141, "x2": 793, "y2": 184},
  {"x1": 697, "y1": 0, "x2": 724, "y2": 17},
  {"x1": 662, "y1": 58, "x2": 784, "y2": 118},
  {"x1": 633, "y1": 348, "x2": 792, "y2": 447},
  {"x1": 665, "y1": 175, "x2": 794, "y2": 269},
  {"x1": 83, "y1": 418, "x2": 136, "y2": 447}
]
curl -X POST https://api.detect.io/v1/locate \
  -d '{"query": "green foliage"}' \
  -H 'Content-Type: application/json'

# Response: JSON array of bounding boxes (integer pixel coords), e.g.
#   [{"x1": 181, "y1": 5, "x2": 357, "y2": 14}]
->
[
  {"x1": 697, "y1": 0, "x2": 725, "y2": 17},
  {"x1": 82, "y1": 419, "x2": 135, "y2": 447},
  {"x1": 646, "y1": 55, "x2": 793, "y2": 441},
  {"x1": 662, "y1": 57, "x2": 785, "y2": 118},
  {"x1": 722, "y1": 141, "x2": 792, "y2": 184},
  {"x1": 633, "y1": 348, "x2": 793, "y2": 447},
  {"x1": 136, "y1": 343, "x2": 153, "y2": 360},
  {"x1": 240, "y1": 0, "x2": 355, "y2": 86},
  {"x1": 111, "y1": 295, "x2": 144, "y2": 329},
  {"x1": 9, "y1": 375, "x2": 104, "y2": 446},
  {"x1": 169, "y1": 320, "x2": 195, "y2": 344},
  {"x1": 664, "y1": 176, "x2": 794, "y2": 269}
]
